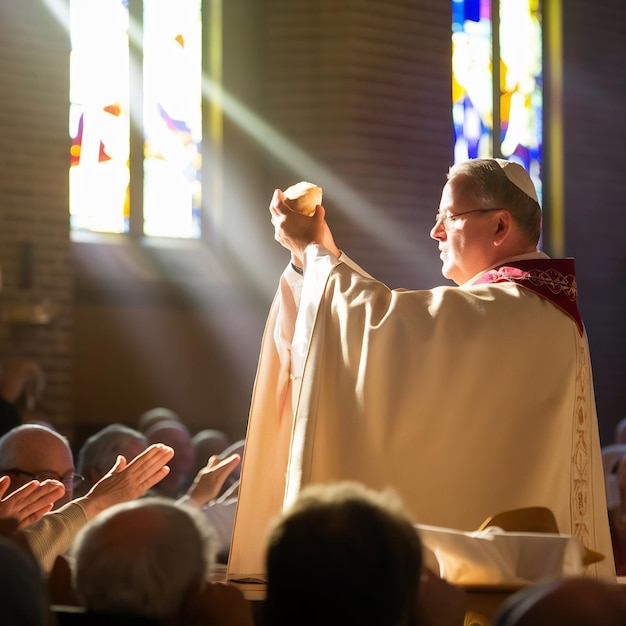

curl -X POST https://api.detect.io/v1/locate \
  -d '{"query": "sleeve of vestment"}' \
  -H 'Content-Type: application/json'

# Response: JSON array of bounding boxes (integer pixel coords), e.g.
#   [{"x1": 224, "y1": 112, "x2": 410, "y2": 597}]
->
[{"x1": 22, "y1": 501, "x2": 88, "y2": 574}]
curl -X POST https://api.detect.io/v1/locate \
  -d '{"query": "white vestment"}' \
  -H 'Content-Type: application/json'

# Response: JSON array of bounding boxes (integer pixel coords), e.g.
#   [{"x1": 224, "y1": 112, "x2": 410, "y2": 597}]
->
[{"x1": 228, "y1": 246, "x2": 615, "y2": 581}]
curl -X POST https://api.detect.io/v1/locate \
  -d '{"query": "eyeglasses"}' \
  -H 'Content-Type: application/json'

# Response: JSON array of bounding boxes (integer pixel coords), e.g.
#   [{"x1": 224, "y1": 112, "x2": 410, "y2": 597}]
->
[
  {"x1": 0, "y1": 468, "x2": 85, "y2": 489},
  {"x1": 434, "y1": 208, "x2": 503, "y2": 229}
]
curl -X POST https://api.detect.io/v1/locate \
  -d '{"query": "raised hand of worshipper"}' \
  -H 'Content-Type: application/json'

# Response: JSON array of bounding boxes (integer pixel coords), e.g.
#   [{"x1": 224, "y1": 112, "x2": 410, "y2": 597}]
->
[
  {"x1": 184, "y1": 452, "x2": 241, "y2": 508},
  {"x1": 0, "y1": 474, "x2": 65, "y2": 528},
  {"x1": 76, "y1": 443, "x2": 174, "y2": 519}
]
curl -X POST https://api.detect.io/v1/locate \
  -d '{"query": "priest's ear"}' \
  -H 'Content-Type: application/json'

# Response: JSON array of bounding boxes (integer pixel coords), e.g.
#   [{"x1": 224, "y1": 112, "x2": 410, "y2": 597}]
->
[{"x1": 493, "y1": 209, "x2": 513, "y2": 246}]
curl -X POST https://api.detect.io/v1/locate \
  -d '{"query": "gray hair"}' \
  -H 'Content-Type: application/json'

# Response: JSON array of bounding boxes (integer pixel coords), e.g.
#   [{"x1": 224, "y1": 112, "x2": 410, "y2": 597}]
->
[
  {"x1": 76, "y1": 424, "x2": 147, "y2": 477},
  {"x1": 448, "y1": 158, "x2": 542, "y2": 245},
  {"x1": 70, "y1": 497, "x2": 215, "y2": 619}
]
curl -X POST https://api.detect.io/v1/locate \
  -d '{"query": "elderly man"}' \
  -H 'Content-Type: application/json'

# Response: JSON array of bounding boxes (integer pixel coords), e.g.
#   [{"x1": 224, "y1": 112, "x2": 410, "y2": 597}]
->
[
  {"x1": 228, "y1": 158, "x2": 614, "y2": 581},
  {"x1": 0, "y1": 424, "x2": 79, "y2": 509},
  {"x1": 70, "y1": 497, "x2": 253, "y2": 625},
  {"x1": 0, "y1": 424, "x2": 174, "y2": 573},
  {"x1": 75, "y1": 423, "x2": 148, "y2": 496}
]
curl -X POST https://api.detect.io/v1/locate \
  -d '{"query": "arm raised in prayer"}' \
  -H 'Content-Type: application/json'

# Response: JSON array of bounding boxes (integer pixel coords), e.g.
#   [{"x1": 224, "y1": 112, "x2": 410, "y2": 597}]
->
[
  {"x1": 0, "y1": 475, "x2": 65, "y2": 528},
  {"x1": 182, "y1": 452, "x2": 241, "y2": 508},
  {"x1": 76, "y1": 442, "x2": 174, "y2": 520}
]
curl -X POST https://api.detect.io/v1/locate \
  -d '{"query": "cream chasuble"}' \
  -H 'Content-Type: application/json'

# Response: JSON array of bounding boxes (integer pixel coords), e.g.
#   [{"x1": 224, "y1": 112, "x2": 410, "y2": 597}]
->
[{"x1": 228, "y1": 247, "x2": 615, "y2": 581}]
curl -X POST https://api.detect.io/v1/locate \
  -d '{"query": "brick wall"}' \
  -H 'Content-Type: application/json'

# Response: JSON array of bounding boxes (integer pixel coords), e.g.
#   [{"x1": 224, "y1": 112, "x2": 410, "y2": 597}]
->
[{"x1": 0, "y1": 1, "x2": 73, "y2": 436}]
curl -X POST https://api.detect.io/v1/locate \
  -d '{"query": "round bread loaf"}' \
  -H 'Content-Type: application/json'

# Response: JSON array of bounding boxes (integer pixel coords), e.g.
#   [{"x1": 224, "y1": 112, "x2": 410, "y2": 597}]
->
[{"x1": 283, "y1": 181, "x2": 323, "y2": 217}]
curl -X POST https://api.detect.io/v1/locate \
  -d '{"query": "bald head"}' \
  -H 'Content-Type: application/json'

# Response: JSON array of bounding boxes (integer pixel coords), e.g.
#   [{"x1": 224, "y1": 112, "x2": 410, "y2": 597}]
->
[{"x1": 0, "y1": 425, "x2": 74, "y2": 508}]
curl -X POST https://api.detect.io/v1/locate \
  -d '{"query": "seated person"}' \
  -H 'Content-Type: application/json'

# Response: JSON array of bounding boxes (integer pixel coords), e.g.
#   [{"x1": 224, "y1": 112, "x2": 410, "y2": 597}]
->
[
  {"x1": 190, "y1": 429, "x2": 230, "y2": 484},
  {"x1": 144, "y1": 419, "x2": 194, "y2": 499},
  {"x1": 75, "y1": 424, "x2": 148, "y2": 496},
  {"x1": 0, "y1": 424, "x2": 79, "y2": 509},
  {"x1": 0, "y1": 475, "x2": 65, "y2": 528},
  {"x1": 492, "y1": 576, "x2": 626, "y2": 626},
  {"x1": 69, "y1": 497, "x2": 254, "y2": 626},
  {"x1": 137, "y1": 406, "x2": 182, "y2": 434},
  {"x1": 0, "y1": 359, "x2": 51, "y2": 428},
  {"x1": 602, "y1": 444, "x2": 626, "y2": 575},
  {"x1": 264, "y1": 481, "x2": 465, "y2": 626},
  {"x1": 0, "y1": 423, "x2": 174, "y2": 573},
  {"x1": 0, "y1": 536, "x2": 48, "y2": 626},
  {"x1": 178, "y1": 452, "x2": 241, "y2": 562}
]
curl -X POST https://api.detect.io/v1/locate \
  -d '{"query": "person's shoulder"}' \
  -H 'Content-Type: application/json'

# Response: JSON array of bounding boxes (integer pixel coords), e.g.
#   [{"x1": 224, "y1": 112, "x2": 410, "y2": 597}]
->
[{"x1": 0, "y1": 395, "x2": 22, "y2": 436}]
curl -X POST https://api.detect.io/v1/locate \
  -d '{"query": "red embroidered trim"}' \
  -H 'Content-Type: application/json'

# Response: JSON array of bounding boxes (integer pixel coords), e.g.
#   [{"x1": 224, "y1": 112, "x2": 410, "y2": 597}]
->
[{"x1": 475, "y1": 259, "x2": 584, "y2": 335}]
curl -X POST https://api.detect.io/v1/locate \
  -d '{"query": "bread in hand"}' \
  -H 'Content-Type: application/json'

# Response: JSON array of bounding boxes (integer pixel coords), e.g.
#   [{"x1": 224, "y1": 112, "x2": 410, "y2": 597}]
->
[{"x1": 283, "y1": 181, "x2": 323, "y2": 217}]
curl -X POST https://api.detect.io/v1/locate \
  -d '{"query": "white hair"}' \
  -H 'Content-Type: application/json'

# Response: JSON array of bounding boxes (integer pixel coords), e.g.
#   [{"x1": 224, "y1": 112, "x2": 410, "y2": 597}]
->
[{"x1": 70, "y1": 497, "x2": 215, "y2": 619}]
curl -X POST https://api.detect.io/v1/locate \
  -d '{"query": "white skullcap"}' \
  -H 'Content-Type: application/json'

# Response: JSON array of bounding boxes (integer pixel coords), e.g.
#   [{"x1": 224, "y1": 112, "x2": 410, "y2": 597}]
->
[{"x1": 495, "y1": 158, "x2": 539, "y2": 203}]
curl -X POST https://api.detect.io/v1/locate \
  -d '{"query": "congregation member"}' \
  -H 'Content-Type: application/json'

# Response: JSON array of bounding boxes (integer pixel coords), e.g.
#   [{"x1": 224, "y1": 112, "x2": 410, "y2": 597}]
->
[
  {"x1": 0, "y1": 424, "x2": 80, "y2": 509},
  {"x1": 264, "y1": 481, "x2": 465, "y2": 626},
  {"x1": 491, "y1": 576, "x2": 626, "y2": 626},
  {"x1": 0, "y1": 423, "x2": 174, "y2": 573},
  {"x1": 0, "y1": 356, "x2": 48, "y2": 435},
  {"x1": 145, "y1": 419, "x2": 194, "y2": 498},
  {"x1": 0, "y1": 536, "x2": 48, "y2": 626},
  {"x1": 137, "y1": 406, "x2": 183, "y2": 434},
  {"x1": 190, "y1": 429, "x2": 230, "y2": 480},
  {"x1": 70, "y1": 497, "x2": 254, "y2": 626},
  {"x1": 229, "y1": 158, "x2": 614, "y2": 580},
  {"x1": 0, "y1": 474, "x2": 65, "y2": 528},
  {"x1": 75, "y1": 423, "x2": 148, "y2": 496},
  {"x1": 602, "y1": 444, "x2": 626, "y2": 574}
]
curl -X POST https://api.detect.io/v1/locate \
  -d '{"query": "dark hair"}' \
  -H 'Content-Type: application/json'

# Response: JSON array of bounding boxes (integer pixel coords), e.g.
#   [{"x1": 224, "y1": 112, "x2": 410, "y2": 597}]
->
[{"x1": 265, "y1": 482, "x2": 422, "y2": 626}]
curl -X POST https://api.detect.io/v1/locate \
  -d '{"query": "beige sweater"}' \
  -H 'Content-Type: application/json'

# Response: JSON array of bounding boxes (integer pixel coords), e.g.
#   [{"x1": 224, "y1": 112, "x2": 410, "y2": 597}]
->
[{"x1": 22, "y1": 501, "x2": 88, "y2": 573}]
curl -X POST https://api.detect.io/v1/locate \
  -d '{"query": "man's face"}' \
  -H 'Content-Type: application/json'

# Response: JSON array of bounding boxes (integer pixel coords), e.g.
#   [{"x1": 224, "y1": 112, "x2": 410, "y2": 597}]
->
[
  {"x1": 2, "y1": 428, "x2": 75, "y2": 508},
  {"x1": 430, "y1": 175, "x2": 500, "y2": 285}
]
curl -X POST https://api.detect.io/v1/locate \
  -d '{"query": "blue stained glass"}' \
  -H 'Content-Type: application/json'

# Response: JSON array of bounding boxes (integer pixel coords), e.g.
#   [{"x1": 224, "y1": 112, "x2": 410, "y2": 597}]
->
[{"x1": 464, "y1": 0, "x2": 481, "y2": 22}]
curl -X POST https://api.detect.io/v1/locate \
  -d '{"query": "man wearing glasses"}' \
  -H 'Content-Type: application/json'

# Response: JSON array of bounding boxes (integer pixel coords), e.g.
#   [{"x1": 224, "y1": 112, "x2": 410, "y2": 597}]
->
[
  {"x1": 0, "y1": 423, "x2": 174, "y2": 572},
  {"x1": 228, "y1": 158, "x2": 614, "y2": 582},
  {"x1": 0, "y1": 424, "x2": 79, "y2": 509}
]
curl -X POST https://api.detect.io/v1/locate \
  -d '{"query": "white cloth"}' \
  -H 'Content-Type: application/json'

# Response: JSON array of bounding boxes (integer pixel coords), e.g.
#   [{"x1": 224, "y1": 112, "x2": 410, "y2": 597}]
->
[{"x1": 416, "y1": 523, "x2": 585, "y2": 585}]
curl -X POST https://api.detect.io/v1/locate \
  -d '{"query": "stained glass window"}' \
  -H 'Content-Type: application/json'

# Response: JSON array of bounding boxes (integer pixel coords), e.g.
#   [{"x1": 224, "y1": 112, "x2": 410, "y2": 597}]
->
[
  {"x1": 69, "y1": 0, "x2": 202, "y2": 238},
  {"x1": 452, "y1": 0, "x2": 543, "y2": 203}
]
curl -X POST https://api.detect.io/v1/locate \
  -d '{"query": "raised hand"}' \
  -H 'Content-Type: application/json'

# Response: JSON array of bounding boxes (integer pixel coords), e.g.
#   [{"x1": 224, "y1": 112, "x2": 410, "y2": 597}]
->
[
  {"x1": 185, "y1": 453, "x2": 241, "y2": 507},
  {"x1": 0, "y1": 475, "x2": 65, "y2": 528},
  {"x1": 78, "y1": 443, "x2": 174, "y2": 519},
  {"x1": 269, "y1": 188, "x2": 340, "y2": 262}
]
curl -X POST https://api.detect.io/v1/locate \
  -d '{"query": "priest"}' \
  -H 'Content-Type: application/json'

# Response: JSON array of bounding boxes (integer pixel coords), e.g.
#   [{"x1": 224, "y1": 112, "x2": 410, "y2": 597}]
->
[{"x1": 228, "y1": 158, "x2": 615, "y2": 580}]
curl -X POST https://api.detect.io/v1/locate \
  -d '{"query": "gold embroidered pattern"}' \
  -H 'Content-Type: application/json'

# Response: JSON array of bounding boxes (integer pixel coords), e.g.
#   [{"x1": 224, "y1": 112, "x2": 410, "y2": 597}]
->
[
  {"x1": 525, "y1": 268, "x2": 578, "y2": 300},
  {"x1": 572, "y1": 340, "x2": 592, "y2": 569}
]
